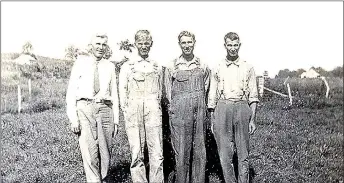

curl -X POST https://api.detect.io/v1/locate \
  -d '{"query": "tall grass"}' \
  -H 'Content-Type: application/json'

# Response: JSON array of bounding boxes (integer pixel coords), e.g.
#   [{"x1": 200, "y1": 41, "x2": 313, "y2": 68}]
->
[
  {"x1": 1, "y1": 59, "x2": 72, "y2": 114},
  {"x1": 262, "y1": 77, "x2": 343, "y2": 109}
]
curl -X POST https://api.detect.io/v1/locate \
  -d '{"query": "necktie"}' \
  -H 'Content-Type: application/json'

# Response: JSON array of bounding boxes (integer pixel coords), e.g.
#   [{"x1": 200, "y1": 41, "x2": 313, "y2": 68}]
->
[
  {"x1": 226, "y1": 61, "x2": 239, "y2": 67},
  {"x1": 94, "y1": 62, "x2": 100, "y2": 95}
]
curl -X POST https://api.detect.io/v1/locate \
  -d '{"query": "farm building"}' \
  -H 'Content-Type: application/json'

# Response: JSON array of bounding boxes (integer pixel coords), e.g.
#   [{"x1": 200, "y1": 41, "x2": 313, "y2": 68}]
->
[
  {"x1": 14, "y1": 53, "x2": 37, "y2": 65},
  {"x1": 300, "y1": 68, "x2": 320, "y2": 78}
]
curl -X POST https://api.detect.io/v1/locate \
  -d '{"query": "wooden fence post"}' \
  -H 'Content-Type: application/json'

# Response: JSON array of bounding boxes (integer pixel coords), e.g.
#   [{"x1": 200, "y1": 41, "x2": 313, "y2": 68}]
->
[
  {"x1": 321, "y1": 77, "x2": 330, "y2": 98},
  {"x1": 28, "y1": 78, "x2": 32, "y2": 100},
  {"x1": 4, "y1": 98, "x2": 6, "y2": 113},
  {"x1": 18, "y1": 85, "x2": 22, "y2": 113},
  {"x1": 284, "y1": 76, "x2": 289, "y2": 85},
  {"x1": 287, "y1": 83, "x2": 292, "y2": 106},
  {"x1": 258, "y1": 77, "x2": 265, "y2": 98}
]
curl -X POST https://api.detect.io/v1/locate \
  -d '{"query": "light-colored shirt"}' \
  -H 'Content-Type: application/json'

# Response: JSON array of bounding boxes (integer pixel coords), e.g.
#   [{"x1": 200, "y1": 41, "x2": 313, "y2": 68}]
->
[
  {"x1": 118, "y1": 55, "x2": 169, "y2": 113},
  {"x1": 66, "y1": 54, "x2": 120, "y2": 125},
  {"x1": 165, "y1": 55, "x2": 211, "y2": 102},
  {"x1": 208, "y1": 57, "x2": 259, "y2": 109}
]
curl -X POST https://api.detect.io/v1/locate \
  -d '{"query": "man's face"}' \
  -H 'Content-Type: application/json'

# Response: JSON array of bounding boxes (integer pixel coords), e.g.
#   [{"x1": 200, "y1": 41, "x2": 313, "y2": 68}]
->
[
  {"x1": 224, "y1": 38, "x2": 241, "y2": 57},
  {"x1": 179, "y1": 36, "x2": 195, "y2": 56},
  {"x1": 135, "y1": 36, "x2": 153, "y2": 58},
  {"x1": 92, "y1": 37, "x2": 108, "y2": 59}
]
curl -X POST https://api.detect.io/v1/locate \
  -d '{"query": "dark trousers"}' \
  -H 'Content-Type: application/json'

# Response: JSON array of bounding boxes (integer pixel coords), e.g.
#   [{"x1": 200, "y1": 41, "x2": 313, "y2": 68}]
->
[
  {"x1": 212, "y1": 100, "x2": 252, "y2": 183},
  {"x1": 170, "y1": 92, "x2": 206, "y2": 183}
]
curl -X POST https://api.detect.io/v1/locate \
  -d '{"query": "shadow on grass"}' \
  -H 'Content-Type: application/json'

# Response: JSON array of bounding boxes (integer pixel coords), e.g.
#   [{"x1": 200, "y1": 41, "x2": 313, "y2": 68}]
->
[
  {"x1": 106, "y1": 162, "x2": 131, "y2": 183},
  {"x1": 162, "y1": 102, "x2": 176, "y2": 183}
]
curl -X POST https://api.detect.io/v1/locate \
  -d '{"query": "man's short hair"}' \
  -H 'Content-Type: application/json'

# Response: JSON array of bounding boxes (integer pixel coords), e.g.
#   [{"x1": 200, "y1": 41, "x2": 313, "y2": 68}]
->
[
  {"x1": 178, "y1": 31, "x2": 195, "y2": 42},
  {"x1": 135, "y1": 30, "x2": 152, "y2": 42},
  {"x1": 92, "y1": 33, "x2": 108, "y2": 43},
  {"x1": 88, "y1": 33, "x2": 112, "y2": 59},
  {"x1": 224, "y1": 32, "x2": 240, "y2": 42}
]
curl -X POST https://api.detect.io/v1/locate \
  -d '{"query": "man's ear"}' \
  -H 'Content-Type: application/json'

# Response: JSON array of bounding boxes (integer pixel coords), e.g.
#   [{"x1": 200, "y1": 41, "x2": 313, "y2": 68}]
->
[{"x1": 150, "y1": 41, "x2": 154, "y2": 47}]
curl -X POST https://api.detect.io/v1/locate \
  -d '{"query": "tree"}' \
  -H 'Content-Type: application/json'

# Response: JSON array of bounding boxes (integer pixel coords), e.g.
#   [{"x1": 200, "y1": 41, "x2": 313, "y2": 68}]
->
[
  {"x1": 65, "y1": 45, "x2": 79, "y2": 61},
  {"x1": 331, "y1": 66, "x2": 343, "y2": 78},
  {"x1": 276, "y1": 69, "x2": 291, "y2": 78},
  {"x1": 21, "y1": 41, "x2": 37, "y2": 60},
  {"x1": 118, "y1": 39, "x2": 135, "y2": 53},
  {"x1": 314, "y1": 67, "x2": 328, "y2": 77},
  {"x1": 296, "y1": 68, "x2": 306, "y2": 77},
  {"x1": 22, "y1": 41, "x2": 33, "y2": 54},
  {"x1": 113, "y1": 39, "x2": 135, "y2": 69},
  {"x1": 288, "y1": 70, "x2": 297, "y2": 77}
]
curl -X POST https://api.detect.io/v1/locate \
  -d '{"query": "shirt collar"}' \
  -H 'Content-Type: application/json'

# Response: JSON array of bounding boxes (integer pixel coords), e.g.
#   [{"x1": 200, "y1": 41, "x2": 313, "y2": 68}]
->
[
  {"x1": 225, "y1": 57, "x2": 241, "y2": 67},
  {"x1": 176, "y1": 55, "x2": 200, "y2": 67},
  {"x1": 135, "y1": 54, "x2": 151, "y2": 63},
  {"x1": 91, "y1": 55, "x2": 105, "y2": 64}
]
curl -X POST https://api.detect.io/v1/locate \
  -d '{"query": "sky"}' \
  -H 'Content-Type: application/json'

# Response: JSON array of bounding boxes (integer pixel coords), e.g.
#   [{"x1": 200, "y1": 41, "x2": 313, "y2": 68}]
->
[{"x1": 1, "y1": 1, "x2": 343, "y2": 77}]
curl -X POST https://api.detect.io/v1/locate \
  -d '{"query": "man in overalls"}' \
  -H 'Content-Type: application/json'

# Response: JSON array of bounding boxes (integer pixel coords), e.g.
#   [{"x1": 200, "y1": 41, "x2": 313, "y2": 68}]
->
[
  {"x1": 208, "y1": 32, "x2": 258, "y2": 183},
  {"x1": 119, "y1": 30, "x2": 167, "y2": 183},
  {"x1": 66, "y1": 33, "x2": 120, "y2": 183},
  {"x1": 166, "y1": 31, "x2": 210, "y2": 183}
]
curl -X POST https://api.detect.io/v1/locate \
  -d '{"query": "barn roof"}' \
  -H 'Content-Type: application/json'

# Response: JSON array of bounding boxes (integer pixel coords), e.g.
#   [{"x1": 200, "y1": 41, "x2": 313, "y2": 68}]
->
[{"x1": 14, "y1": 53, "x2": 37, "y2": 65}]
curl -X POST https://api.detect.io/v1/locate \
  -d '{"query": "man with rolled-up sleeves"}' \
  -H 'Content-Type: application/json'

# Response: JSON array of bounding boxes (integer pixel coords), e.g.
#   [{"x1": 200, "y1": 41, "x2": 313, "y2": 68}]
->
[
  {"x1": 208, "y1": 32, "x2": 258, "y2": 183},
  {"x1": 66, "y1": 33, "x2": 120, "y2": 183},
  {"x1": 119, "y1": 30, "x2": 168, "y2": 183}
]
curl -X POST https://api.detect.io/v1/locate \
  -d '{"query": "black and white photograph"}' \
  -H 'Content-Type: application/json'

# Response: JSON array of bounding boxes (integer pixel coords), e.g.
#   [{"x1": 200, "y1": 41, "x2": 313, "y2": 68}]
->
[{"x1": 1, "y1": 1, "x2": 343, "y2": 183}]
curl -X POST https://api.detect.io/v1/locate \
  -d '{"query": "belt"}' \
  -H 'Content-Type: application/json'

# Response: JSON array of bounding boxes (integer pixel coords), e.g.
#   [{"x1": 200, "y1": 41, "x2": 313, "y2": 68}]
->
[
  {"x1": 79, "y1": 98, "x2": 112, "y2": 104},
  {"x1": 218, "y1": 99, "x2": 247, "y2": 103},
  {"x1": 219, "y1": 92, "x2": 247, "y2": 102}
]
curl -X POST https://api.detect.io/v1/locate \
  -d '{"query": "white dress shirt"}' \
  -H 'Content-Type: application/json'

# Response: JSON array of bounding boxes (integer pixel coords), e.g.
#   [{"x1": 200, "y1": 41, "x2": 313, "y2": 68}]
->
[{"x1": 66, "y1": 54, "x2": 120, "y2": 125}]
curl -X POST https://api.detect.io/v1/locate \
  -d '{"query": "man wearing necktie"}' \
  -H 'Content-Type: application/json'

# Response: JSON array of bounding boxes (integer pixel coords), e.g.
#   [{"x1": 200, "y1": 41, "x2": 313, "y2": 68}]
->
[
  {"x1": 165, "y1": 31, "x2": 210, "y2": 183},
  {"x1": 207, "y1": 32, "x2": 259, "y2": 183},
  {"x1": 66, "y1": 33, "x2": 120, "y2": 183},
  {"x1": 119, "y1": 30, "x2": 168, "y2": 183}
]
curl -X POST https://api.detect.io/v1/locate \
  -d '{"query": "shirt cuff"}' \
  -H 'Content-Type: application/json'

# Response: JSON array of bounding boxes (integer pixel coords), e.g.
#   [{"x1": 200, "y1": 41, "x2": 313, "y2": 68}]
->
[
  {"x1": 248, "y1": 98, "x2": 259, "y2": 105},
  {"x1": 207, "y1": 102, "x2": 217, "y2": 110},
  {"x1": 113, "y1": 115, "x2": 119, "y2": 125}
]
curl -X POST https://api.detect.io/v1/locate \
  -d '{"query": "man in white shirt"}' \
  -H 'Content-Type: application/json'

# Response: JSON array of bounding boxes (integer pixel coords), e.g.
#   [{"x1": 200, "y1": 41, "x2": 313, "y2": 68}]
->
[
  {"x1": 66, "y1": 33, "x2": 120, "y2": 183},
  {"x1": 208, "y1": 32, "x2": 258, "y2": 183}
]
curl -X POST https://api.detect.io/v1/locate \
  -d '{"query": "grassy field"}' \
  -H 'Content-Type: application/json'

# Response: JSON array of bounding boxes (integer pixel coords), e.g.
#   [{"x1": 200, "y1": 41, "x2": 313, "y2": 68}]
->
[{"x1": 1, "y1": 59, "x2": 343, "y2": 183}]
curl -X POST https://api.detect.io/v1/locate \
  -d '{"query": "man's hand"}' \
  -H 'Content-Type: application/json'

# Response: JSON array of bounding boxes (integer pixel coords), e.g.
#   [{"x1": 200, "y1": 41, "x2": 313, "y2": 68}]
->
[
  {"x1": 113, "y1": 124, "x2": 119, "y2": 138},
  {"x1": 249, "y1": 102, "x2": 257, "y2": 135},
  {"x1": 211, "y1": 122, "x2": 214, "y2": 134},
  {"x1": 71, "y1": 121, "x2": 81, "y2": 134},
  {"x1": 208, "y1": 109, "x2": 215, "y2": 134},
  {"x1": 249, "y1": 120, "x2": 256, "y2": 135}
]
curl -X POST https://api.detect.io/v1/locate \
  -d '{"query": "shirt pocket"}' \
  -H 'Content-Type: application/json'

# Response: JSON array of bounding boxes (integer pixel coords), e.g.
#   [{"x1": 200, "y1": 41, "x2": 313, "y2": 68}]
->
[
  {"x1": 174, "y1": 72, "x2": 189, "y2": 82},
  {"x1": 128, "y1": 72, "x2": 145, "y2": 92},
  {"x1": 132, "y1": 72, "x2": 145, "y2": 81},
  {"x1": 146, "y1": 72, "x2": 160, "y2": 94}
]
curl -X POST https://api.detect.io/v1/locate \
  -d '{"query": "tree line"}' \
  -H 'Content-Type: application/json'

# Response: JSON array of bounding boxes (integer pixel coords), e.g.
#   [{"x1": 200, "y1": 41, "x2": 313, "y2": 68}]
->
[
  {"x1": 275, "y1": 66, "x2": 343, "y2": 78},
  {"x1": 13, "y1": 41, "x2": 343, "y2": 79}
]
